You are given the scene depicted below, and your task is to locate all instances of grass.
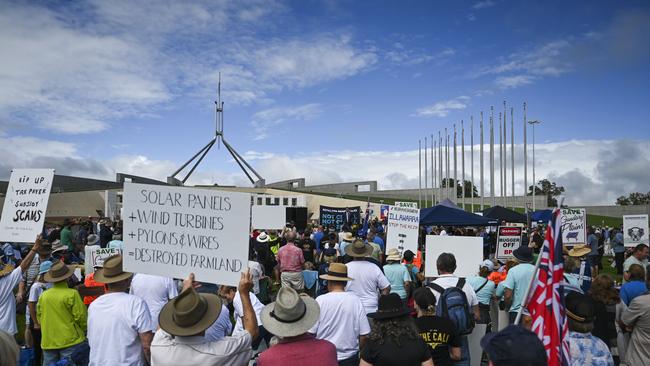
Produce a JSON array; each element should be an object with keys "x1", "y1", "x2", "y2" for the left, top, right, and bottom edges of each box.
[{"x1": 599, "y1": 255, "x2": 623, "y2": 284}]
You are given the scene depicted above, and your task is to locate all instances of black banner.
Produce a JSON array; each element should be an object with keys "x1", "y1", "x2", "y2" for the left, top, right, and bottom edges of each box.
[{"x1": 319, "y1": 206, "x2": 361, "y2": 231}]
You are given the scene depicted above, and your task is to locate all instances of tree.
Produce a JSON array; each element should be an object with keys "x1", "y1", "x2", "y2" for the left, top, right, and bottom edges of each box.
[
  {"x1": 615, "y1": 192, "x2": 650, "y2": 205},
  {"x1": 441, "y1": 178, "x2": 479, "y2": 198},
  {"x1": 528, "y1": 179, "x2": 565, "y2": 207}
]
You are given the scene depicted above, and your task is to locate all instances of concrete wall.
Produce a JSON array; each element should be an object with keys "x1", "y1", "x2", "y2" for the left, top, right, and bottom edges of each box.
[
  {"x1": 582, "y1": 205, "x2": 650, "y2": 218},
  {"x1": 0, "y1": 190, "x2": 117, "y2": 220}
]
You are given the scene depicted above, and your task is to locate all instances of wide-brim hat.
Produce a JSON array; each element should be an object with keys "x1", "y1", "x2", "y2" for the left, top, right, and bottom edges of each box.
[
  {"x1": 159, "y1": 288, "x2": 223, "y2": 337},
  {"x1": 341, "y1": 232, "x2": 354, "y2": 242},
  {"x1": 256, "y1": 232, "x2": 269, "y2": 243},
  {"x1": 566, "y1": 291, "x2": 595, "y2": 323},
  {"x1": 51, "y1": 240, "x2": 67, "y2": 254},
  {"x1": 86, "y1": 234, "x2": 99, "y2": 246},
  {"x1": 386, "y1": 248, "x2": 402, "y2": 261},
  {"x1": 0, "y1": 262, "x2": 15, "y2": 278},
  {"x1": 44, "y1": 261, "x2": 75, "y2": 283},
  {"x1": 513, "y1": 246, "x2": 534, "y2": 263},
  {"x1": 261, "y1": 287, "x2": 320, "y2": 337},
  {"x1": 345, "y1": 239, "x2": 373, "y2": 258},
  {"x1": 319, "y1": 262, "x2": 353, "y2": 281},
  {"x1": 568, "y1": 244, "x2": 591, "y2": 258},
  {"x1": 368, "y1": 293, "x2": 411, "y2": 320},
  {"x1": 94, "y1": 254, "x2": 133, "y2": 284}
]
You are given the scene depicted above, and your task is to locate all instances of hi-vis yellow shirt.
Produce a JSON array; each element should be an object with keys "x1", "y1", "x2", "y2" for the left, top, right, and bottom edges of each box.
[{"x1": 37, "y1": 281, "x2": 87, "y2": 350}]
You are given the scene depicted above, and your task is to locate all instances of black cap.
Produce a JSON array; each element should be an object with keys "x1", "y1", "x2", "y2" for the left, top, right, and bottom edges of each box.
[
  {"x1": 566, "y1": 291, "x2": 595, "y2": 323},
  {"x1": 480, "y1": 325, "x2": 547, "y2": 366}
]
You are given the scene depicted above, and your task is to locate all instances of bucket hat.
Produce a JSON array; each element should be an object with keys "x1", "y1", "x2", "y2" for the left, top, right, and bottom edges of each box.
[
  {"x1": 44, "y1": 261, "x2": 75, "y2": 283},
  {"x1": 261, "y1": 287, "x2": 320, "y2": 337},
  {"x1": 319, "y1": 263, "x2": 353, "y2": 282},
  {"x1": 93, "y1": 255, "x2": 133, "y2": 284},
  {"x1": 344, "y1": 239, "x2": 373, "y2": 258},
  {"x1": 513, "y1": 246, "x2": 534, "y2": 263}
]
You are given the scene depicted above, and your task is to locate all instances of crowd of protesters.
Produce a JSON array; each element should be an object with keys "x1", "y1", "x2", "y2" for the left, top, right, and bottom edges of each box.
[{"x1": 0, "y1": 214, "x2": 649, "y2": 366}]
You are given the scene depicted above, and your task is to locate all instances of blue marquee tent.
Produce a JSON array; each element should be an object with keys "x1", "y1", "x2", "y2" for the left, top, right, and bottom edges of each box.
[{"x1": 420, "y1": 205, "x2": 498, "y2": 227}]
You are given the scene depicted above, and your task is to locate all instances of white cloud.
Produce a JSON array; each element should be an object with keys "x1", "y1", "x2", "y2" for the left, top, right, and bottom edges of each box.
[
  {"x1": 495, "y1": 75, "x2": 535, "y2": 89},
  {"x1": 251, "y1": 104, "x2": 322, "y2": 140},
  {"x1": 385, "y1": 46, "x2": 455, "y2": 67},
  {"x1": 472, "y1": 0, "x2": 496, "y2": 10},
  {"x1": 413, "y1": 96, "x2": 470, "y2": 118}
]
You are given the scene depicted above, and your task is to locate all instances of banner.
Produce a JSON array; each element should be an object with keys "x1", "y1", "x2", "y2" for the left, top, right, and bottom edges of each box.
[
  {"x1": 252, "y1": 205, "x2": 286, "y2": 230},
  {"x1": 496, "y1": 226, "x2": 523, "y2": 261},
  {"x1": 84, "y1": 247, "x2": 122, "y2": 275},
  {"x1": 0, "y1": 169, "x2": 54, "y2": 243},
  {"x1": 425, "y1": 236, "x2": 483, "y2": 278},
  {"x1": 122, "y1": 183, "x2": 251, "y2": 286},
  {"x1": 386, "y1": 205, "x2": 420, "y2": 256},
  {"x1": 560, "y1": 208, "x2": 586, "y2": 245},
  {"x1": 623, "y1": 214, "x2": 649, "y2": 247},
  {"x1": 395, "y1": 201, "x2": 419, "y2": 209},
  {"x1": 319, "y1": 206, "x2": 361, "y2": 231}
]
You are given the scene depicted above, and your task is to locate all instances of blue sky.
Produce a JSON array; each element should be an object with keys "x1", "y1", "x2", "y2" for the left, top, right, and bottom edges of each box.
[{"x1": 1, "y1": 0, "x2": 649, "y2": 205}]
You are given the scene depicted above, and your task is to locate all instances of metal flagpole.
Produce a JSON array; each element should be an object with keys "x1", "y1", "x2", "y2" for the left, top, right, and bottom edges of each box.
[
  {"x1": 424, "y1": 136, "x2": 428, "y2": 208},
  {"x1": 503, "y1": 100, "x2": 508, "y2": 207},
  {"x1": 499, "y1": 111, "x2": 503, "y2": 202},
  {"x1": 524, "y1": 102, "x2": 528, "y2": 210},
  {"x1": 471, "y1": 116, "x2": 475, "y2": 212},
  {"x1": 453, "y1": 124, "x2": 458, "y2": 202},
  {"x1": 480, "y1": 112, "x2": 485, "y2": 210},
  {"x1": 447, "y1": 131, "x2": 451, "y2": 200},
  {"x1": 439, "y1": 132, "x2": 442, "y2": 202},
  {"x1": 431, "y1": 135, "x2": 435, "y2": 205},
  {"x1": 511, "y1": 107, "x2": 515, "y2": 210},
  {"x1": 419, "y1": 139, "x2": 422, "y2": 208},
  {"x1": 461, "y1": 120, "x2": 466, "y2": 210},
  {"x1": 490, "y1": 107, "x2": 496, "y2": 207}
]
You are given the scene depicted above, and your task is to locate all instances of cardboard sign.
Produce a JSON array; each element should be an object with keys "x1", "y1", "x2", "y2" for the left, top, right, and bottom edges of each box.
[
  {"x1": 395, "y1": 201, "x2": 419, "y2": 209},
  {"x1": 319, "y1": 206, "x2": 361, "y2": 231},
  {"x1": 122, "y1": 183, "x2": 251, "y2": 286},
  {"x1": 623, "y1": 214, "x2": 649, "y2": 247},
  {"x1": 84, "y1": 246, "x2": 121, "y2": 274},
  {"x1": 425, "y1": 236, "x2": 483, "y2": 278},
  {"x1": 252, "y1": 205, "x2": 286, "y2": 230},
  {"x1": 496, "y1": 226, "x2": 523, "y2": 261},
  {"x1": 0, "y1": 169, "x2": 54, "y2": 243},
  {"x1": 560, "y1": 208, "x2": 586, "y2": 245},
  {"x1": 386, "y1": 205, "x2": 420, "y2": 256}
]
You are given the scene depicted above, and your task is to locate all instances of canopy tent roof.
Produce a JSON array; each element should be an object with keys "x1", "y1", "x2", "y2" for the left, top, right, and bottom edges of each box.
[
  {"x1": 420, "y1": 205, "x2": 498, "y2": 227},
  {"x1": 481, "y1": 205, "x2": 527, "y2": 223},
  {"x1": 531, "y1": 209, "x2": 553, "y2": 223},
  {"x1": 438, "y1": 198, "x2": 462, "y2": 210}
]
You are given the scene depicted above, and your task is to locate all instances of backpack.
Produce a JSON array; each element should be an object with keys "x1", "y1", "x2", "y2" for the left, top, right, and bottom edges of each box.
[
  {"x1": 429, "y1": 278, "x2": 475, "y2": 335},
  {"x1": 405, "y1": 264, "x2": 421, "y2": 288}
]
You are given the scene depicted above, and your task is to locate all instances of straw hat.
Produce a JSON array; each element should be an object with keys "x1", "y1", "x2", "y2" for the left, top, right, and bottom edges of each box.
[
  {"x1": 158, "y1": 288, "x2": 223, "y2": 337},
  {"x1": 344, "y1": 239, "x2": 373, "y2": 258},
  {"x1": 44, "y1": 261, "x2": 75, "y2": 283},
  {"x1": 319, "y1": 263, "x2": 353, "y2": 282},
  {"x1": 261, "y1": 287, "x2": 320, "y2": 337},
  {"x1": 385, "y1": 248, "x2": 402, "y2": 262},
  {"x1": 0, "y1": 262, "x2": 15, "y2": 278},
  {"x1": 568, "y1": 244, "x2": 591, "y2": 258},
  {"x1": 368, "y1": 293, "x2": 410, "y2": 320},
  {"x1": 94, "y1": 255, "x2": 133, "y2": 284},
  {"x1": 341, "y1": 232, "x2": 354, "y2": 242}
]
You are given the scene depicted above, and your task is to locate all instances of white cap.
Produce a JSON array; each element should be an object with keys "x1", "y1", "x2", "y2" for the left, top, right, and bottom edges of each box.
[{"x1": 481, "y1": 259, "x2": 495, "y2": 271}]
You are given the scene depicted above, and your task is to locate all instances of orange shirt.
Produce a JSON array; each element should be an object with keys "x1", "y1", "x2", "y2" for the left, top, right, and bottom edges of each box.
[
  {"x1": 488, "y1": 270, "x2": 507, "y2": 285},
  {"x1": 83, "y1": 272, "x2": 105, "y2": 305}
]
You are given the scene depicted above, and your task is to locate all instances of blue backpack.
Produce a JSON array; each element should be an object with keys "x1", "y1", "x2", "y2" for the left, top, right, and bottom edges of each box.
[{"x1": 429, "y1": 278, "x2": 475, "y2": 335}]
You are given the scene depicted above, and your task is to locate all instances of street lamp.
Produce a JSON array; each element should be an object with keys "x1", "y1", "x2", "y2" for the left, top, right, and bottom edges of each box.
[{"x1": 528, "y1": 120, "x2": 541, "y2": 210}]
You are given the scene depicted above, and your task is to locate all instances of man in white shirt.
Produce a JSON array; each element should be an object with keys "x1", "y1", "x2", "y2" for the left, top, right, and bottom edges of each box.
[
  {"x1": 344, "y1": 239, "x2": 391, "y2": 314},
  {"x1": 624, "y1": 244, "x2": 649, "y2": 283},
  {"x1": 130, "y1": 273, "x2": 178, "y2": 328},
  {"x1": 88, "y1": 255, "x2": 155, "y2": 366},
  {"x1": 310, "y1": 262, "x2": 370, "y2": 365},
  {"x1": 218, "y1": 284, "x2": 268, "y2": 349}
]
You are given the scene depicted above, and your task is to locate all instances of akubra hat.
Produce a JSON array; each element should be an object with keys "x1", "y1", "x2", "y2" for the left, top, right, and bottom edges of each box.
[
  {"x1": 341, "y1": 232, "x2": 354, "y2": 242},
  {"x1": 345, "y1": 239, "x2": 373, "y2": 258},
  {"x1": 319, "y1": 262, "x2": 353, "y2": 282},
  {"x1": 158, "y1": 288, "x2": 223, "y2": 337},
  {"x1": 368, "y1": 293, "x2": 411, "y2": 320},
  {"x1": 94, "y1": 255, "x2": 133, "y2": 284},
  {"x1": 568, "y1": 244, "x2": 591, "y2": 258},
  {"x1": 86, "y1": 234, "x2": 99, "y2": 246},
  {"x1": 261, "y1": 287, "x2": 320, "y2": 337},
  {"x1": 44, "y1": 260, "x2": 75, "y2": 283},
  {"x1": 513, "y1": 246, "x2": 534, "y2": 263}
]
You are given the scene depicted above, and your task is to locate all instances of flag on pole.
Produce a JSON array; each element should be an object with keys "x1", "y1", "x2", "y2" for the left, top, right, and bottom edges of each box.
[{"x1": 527, "y1": 208, "x2": 570, "y2": 366}]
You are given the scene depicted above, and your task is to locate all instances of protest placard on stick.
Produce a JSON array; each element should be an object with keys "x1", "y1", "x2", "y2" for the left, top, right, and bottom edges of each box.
[
  {"x1": 560, "y1": 208, "x2": 586, "y2": 246},
  {"x1": 425, "y1": 235, "x2": 483, "y2": 278},
  {"x1": 496, "y1": 226, "x2": 523, "y2": 261},
  {"x1": 122, "y1": 182, "x2": 251, "y2": 286},
  {"x1": 386, "y1": 205, "x2": 420, "y2": 256},
  {"x1": 252, "y1": 205, "x2": 286, "y2": 230}
]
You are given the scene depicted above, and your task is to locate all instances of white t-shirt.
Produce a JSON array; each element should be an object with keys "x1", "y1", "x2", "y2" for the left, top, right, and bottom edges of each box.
[
  {"x1": 151, "y1": 330, "x2": 252, "y2": 366},
  {"x1": 428, "y1": 274, "x2": 479, "y2": 307},
  {"x1": 248, "y1": 261, "x2": 263, "y2": 295},
  {"x1": 205, "y1": 304, "x2": 233, "y2": 342},
  {"x1": 27, "y1": 282, "x2": 52, "y2": 325},
  {"x1": 309, "y1": 291, "x2": 370, "y2": 360},
  {"x1": 345, "y1": 260, "x2": 391, "y2": 314},
  {"x1": 232, "y1": 291, "x2": 265, "y2": 335},
  {"x1": 88, "y1": 292, "x2": 155, "y2": 366},
  {"x1": 0, "y1": 267, "x2": 22, "y2": 334},
  {"x1": 130, "y1": 273, "x2": 178, "y2": 328}
]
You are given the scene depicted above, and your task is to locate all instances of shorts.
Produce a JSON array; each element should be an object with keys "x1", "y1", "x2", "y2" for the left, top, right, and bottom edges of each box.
[{"x1": 280, "y1": 271, "x2": 304, "y2": 290}]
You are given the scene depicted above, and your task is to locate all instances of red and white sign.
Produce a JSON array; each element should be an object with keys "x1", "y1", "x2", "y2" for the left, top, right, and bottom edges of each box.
[{"x1": 496, "y1": 226, "x2": 523, "y2": 261}]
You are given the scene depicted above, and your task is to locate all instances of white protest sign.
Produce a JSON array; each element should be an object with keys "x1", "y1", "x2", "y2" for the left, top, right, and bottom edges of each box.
[
  {"x1": 84, "y1": 247, "x2": 122, "y2": 275},
  {"x1": 0, "y1": 169, "x2": 54, "y2": 243},
  {"x1": 623, "y1": 214, "x2": 649, "y2": 247},
  {"x1": 386, "y1": 205, "x2": 420, "y2": 256},
  {"x1": 395, "y1": 201, "x2": 418, "y2": 209},
  {"x1": 496, "y1": 226, "x2": 523, "y2": 261},
  {"x1": 425, "y1": 235, "x2": 483, "y2": 278},
  {"x1": 122, "y1": 183, "x2": 251, "y2": 286},
  {"x1": 252, "y1": 205, "x2": 286, "y2": 230},
  {"x1": 560, "y1": 208, "x2": 586, "y2": 245}
]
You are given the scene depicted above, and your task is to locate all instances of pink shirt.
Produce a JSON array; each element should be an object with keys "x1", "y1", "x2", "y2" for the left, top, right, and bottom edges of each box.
[
  {"x1": 276, "y1": 243, "x2": 304, "y2": 273},
  {"x1": 258, "y1": 334, "x2": 337, "y2": 366}
]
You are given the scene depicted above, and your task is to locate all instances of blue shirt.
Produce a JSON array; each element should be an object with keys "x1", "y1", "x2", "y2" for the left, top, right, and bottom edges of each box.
[
  {"x1": 588, "y1": 234, "x2": 599, "y2": 256},
  {"x1": 383, "y1": 263, "x2": 411, "y2": 299},
  {"x1": 502, "y1": 263, "x2": 535, "y2": 313},
  {"x1": 313, "y1": 231, "x2": 324, "y2": 250},
  {"x1": 373, "y1": 236, "x2": 385, "y2": 252},
  {"x1": 568, "y1": 331, "x2": 614, "y2": 366},
  {"x1": 467, "y1": 276, "x2": 495, "y2": 306},
  {"x1": 620, "y1": 280, "x2": 648, "y2": 306},
  {"x1": 613, "y1": 233, "x2": 625, "y2": 253}
]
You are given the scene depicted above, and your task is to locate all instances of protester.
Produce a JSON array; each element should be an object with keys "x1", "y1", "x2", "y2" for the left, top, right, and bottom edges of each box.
[
  {"x1": 383, "y1": 249, "x2": 411, "y2": 303},
  {"x1": 468, "y1": 259, "x2": 496, "y2": 327},
  {"x1": 276, "y1": 231, "x2": 305, "y2": 290},
  {"x1": 611, "y1": 228, "x2": 625, "y2": 275},
  {"x1": 567, "y1": 244, "x2": 593, "y2": 293},
  {"x1": 620, "y1": 264, "x2": 647, "y2": 306},
  {"x1": 0, "y1": 236, "x2": 42, "y2": 335},
  {"x1": 587, "y1": 226, "x2": 600, "y2": 276},
  {"x1": 309, "y1": 263, "x2": 370, "y2": 365},
  {"x1": 621, "y1": 268, "x2": 650, "y2": 365},
  {"x1": 98, "y1": 219, "x2": 113, "y2": 248},
  {"x1": 361, "y1": 293, "x2": 434, "y2": 366},
  {"x1": 300, "y1": 231, "x2": 317, "y2": 264},
  {"x1": 204, "y1": 300, "x2": 234, "y2": 342},
  {"x1": 88, "y1": 255, "x2": 154, "y2": 365},
  {"x1": 344, "y1": 239, "x2": 391, "y2": 314},
  {"x1": 151, "y1": 271, "x2": 258, "y2": 365},
  {"x1": 312, "y1": 225, "x2": 325, "y2": 251},
  {"x1": 130, "y1": 272, "x2": 178, "y2": 329},
  {"x1": 501, "y1": 246, "x2": 536, "y2": 324},
  {"x1": 27, "y1": 260, "x2": 53, "y2": 366},
  {"x1": 566, "y1": 292, "x2": 615, "y2": 366},
  {"x1": 258, "y1": 287, "x2": 337, "y2": 365},
  {"x1": 218, "y1": 284, "x2": 268, "y2": 348},
  {"x1": 480, "y1": 325, "x2": 547, "y2": 366},
  {"x1": 0, "y1": 329, "x2": 19, "y2": 366},
  {"x1": 412, "y1": 288, "x2": 461, "y2": 366},
  {"x1": 623, "y1": 244, "x2": 649, "y2": 283},
  {"x1": 38, "y1": 260, "x2": 89, "y2": 365},
  {"x1": 82, "y1": 264, "x2": 105, "y2": 306},
  {"x1": 338, "y1": 232, "x2": 354, "y2": 258},
  {"x1": 60, "y1": 218, "x2": 74, "y2": 251},
  {"x1": 366, "y1": 231, "x2": 383, "y2": 262}
]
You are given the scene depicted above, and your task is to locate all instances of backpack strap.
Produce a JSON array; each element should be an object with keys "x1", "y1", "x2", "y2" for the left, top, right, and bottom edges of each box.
[
  {"x1": 476, "y1": 278, "x2": 489, "y2": 293},
  {"x1": 428, "y1": 282, "x2": 446, "y2": 294},
  {"x1": 456, "y1": 277, "x2": 466, "y2": 289}
]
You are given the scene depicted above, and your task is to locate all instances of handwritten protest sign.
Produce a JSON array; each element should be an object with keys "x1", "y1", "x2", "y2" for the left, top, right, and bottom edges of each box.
[
  {"x1": 623, "y1": 214, "x2": 649, "y2": 247},
  {"x1": 0, "y1": 169, "x2": 54, "y2": 243},
  {"x1": 122, "y1": 183, "x2": 251, "y2": 286},
  {"x1": 319, "y1": 206, "x2": 361, "y2": 231},
  {"x1": 84, "y1": 247, "x2": 121, "y2": 275},
  {"x1": 252, "y1": 205, "x2": 286, "y2": 230},
  {"x1": 496, "y1": 226, "x2": 523, "y2": 261},
  {"x1": 560, "y1": 208, "x2": 586, "y2": 246},
  {"x1": 425, "y1": 236, "x2": 483, "y2": 278},
  {"x1": 386, "y1": 205, "x2": 420, "y2": 256}
]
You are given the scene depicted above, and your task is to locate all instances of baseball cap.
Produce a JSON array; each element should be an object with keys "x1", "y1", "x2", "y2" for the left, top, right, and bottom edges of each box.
[
  {"x1": 481, "y1": 259, "x2": 495, "y2": 271},
  {"x1": 39, "y1": 260, "x2": 53, "y2": 275},
  {"x1": 481, "y1": 325, "x2": 547, "y2": 366}
]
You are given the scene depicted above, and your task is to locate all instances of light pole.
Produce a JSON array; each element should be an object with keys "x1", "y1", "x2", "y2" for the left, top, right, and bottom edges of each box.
[{"x1": 528, "y1": 120, "x2": 541, "y2": 210}]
